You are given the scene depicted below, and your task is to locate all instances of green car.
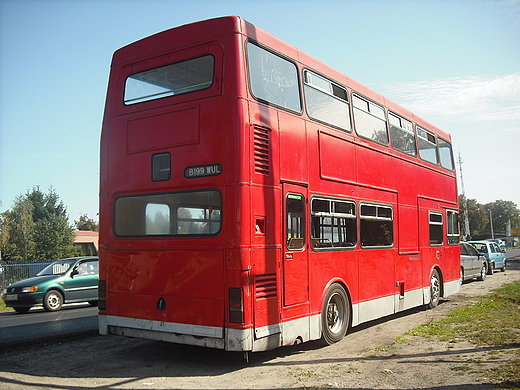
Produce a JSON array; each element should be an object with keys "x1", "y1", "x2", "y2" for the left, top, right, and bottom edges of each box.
[{"x1": 2, "y1": 257, "x2": 98, "y2": 313}]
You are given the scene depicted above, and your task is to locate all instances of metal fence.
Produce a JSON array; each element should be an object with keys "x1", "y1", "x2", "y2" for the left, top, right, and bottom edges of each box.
[{"x1": 0, "y1": 262, "x2": 52, "y2": 290}]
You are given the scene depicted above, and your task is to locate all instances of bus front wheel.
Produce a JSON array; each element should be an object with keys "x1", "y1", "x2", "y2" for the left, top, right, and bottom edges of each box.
[{"x1": 320, "y1": 284, "x2": 350, "y2": 345}]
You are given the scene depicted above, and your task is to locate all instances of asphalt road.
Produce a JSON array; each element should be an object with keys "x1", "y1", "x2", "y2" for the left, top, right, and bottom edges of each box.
[
  {"x1": 0, "y1": 304, "x2": 98, "y2": 345},
  {"x1": 507, "y1": 248, "x2": 520, "y2": 259}
]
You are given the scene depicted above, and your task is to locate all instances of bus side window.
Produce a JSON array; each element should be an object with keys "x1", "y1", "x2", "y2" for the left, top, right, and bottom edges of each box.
[
  {"x1": 429, "y1": 212, "x2": 444, "y2": 245},
  {"x1": 388, "y1": 112, "x2": 416, "y2": 157},
  {"x1": 446, "y1": 210, "x2": 459, "y2": 245},
  {"x1": 286, "y1": 194, "x2": 305, "y2": 250},
  {"x1": 303, "y1": 70, "x2": 351, "y2": 131},
  {"x1": 360, "y1": 204, "x2": 393, "y2": 247},
  {"x1": 417, "y1": 126, "x2": 438, "y2": 165},
  {"x1": 438, "y1": 137, "x2": 455, "y2": 170},
  {"x1": 247, "y1": 42, "x2": 301, "y2": 113},
  {"x1": 353, "y1": 94, "x2": 389, "y2": 146},
  {"x1": 310, "y1": 197, "x2": 356, "y2": 249}
]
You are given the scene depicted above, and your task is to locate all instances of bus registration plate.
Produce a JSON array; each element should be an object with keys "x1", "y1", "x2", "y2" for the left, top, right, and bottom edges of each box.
[{"x1": 184, "y1": 163, "x2": 222, "y2": 178}]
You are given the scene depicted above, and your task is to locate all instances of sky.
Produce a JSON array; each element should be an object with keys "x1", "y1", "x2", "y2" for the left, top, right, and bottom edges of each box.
[{"x1": 1, "y1": 0, "x2": 519, "y2": 227}]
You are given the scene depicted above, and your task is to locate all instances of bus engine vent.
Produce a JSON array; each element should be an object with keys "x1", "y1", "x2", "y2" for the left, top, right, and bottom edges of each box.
[
  {"x1": 253, "y1": 125, "x2": 270, "y2": 175},
  {"x1": 255, "y1": 273, "x2": 277, "y2": 299}
]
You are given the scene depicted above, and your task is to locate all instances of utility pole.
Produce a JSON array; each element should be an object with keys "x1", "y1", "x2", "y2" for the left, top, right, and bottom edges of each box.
[
  {"x1": 489, "y1": 209, "x2": 495, "y2": 239},
  {"x1": 458, "y1": 153, "x2": 471, "y2": 239}
]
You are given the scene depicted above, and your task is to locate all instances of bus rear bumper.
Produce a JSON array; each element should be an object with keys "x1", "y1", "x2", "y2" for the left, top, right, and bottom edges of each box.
[{"x1": 99, "y1": 314, "x2": 226, "y2": 349}]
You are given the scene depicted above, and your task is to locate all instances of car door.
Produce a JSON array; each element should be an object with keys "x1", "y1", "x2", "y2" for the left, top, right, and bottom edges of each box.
[
  {"x1": 62, "y1": 260, "x2": 99, "y2": 301},
  {"x1": 489, "y1": 243, "x2": 501, "y2": 270},
  {"x1": 466, "y1": 243, "x2": 481, "y2": 277},
  {"x1": 491, "y1": 243, "x2": 506, "y2": 269},
  {"x1": 460, "y1": 243, "x2": 470, "y2": 279}
]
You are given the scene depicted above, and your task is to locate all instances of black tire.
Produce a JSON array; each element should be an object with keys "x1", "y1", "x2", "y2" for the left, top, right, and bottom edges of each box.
[
  {"x1": 43, "y1": 290, "x2": 63, "y2": 312},
  {"x1": 320, "y1": 284, "x2": 350, "y2": 345},
  {"x1": 501, "y1": 261, "x2": 506, "y2": 272},
  {"x1": 13, "y1": 306, "x2": 31, "y2": 314},
  {"x1": 487, "y1": 262, "x2": 494, "y2": 275},
  {"x1": 477, "y1": 263, "x2": 487, "y2": 281},
  {"x1": 428, "y1": 269, "x2": 441, "y2": 309}
]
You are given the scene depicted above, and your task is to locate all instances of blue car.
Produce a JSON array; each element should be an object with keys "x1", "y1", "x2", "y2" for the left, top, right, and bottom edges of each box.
[{"x1": 469, "y1": 241, "x2": 506, "y2": 274}]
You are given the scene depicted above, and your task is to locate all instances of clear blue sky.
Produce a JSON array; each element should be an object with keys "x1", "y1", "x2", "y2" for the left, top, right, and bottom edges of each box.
[{"x1": 1, "y1": 0, "x2": 519, "y2": 226}]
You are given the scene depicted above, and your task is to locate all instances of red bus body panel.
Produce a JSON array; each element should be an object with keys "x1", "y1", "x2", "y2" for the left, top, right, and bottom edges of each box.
[{"x1": 99, "y1": 16, "x2": 460, "y2": 351}]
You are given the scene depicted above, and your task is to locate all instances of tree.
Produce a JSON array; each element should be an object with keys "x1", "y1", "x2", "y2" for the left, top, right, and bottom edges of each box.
[
  {"x1": 1, "y1": 186, "x2": 76, "y2": 262},
  {"x1": 75, "y1": 214, "x2": 99, "y2": 232},
  {"x1": 7, "y1": 197, "x2": 35, "y2": 261},
  {"x1": 485, "y1": 200, "x2": 520, "y2": 235}
]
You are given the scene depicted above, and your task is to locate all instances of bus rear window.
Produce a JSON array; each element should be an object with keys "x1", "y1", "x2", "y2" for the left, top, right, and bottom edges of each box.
[
  {"x1": 114, "y1": 189, "x2": 221, "y2": 236},
  {"x1": 124, "y1": 55, "x2": 214, "y2": 105}
]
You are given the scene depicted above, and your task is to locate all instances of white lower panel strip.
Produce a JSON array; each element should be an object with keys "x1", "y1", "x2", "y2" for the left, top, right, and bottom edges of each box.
[{"x1": 106, "y1": 315, "x2": 223, "y2": 338}]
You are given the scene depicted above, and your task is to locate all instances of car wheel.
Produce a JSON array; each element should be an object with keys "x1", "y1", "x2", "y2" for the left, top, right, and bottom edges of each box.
[
  {"x1": 487, "y1": 263, "x2": 494, "y2": 275},
  {"x1": 460, "y1": 267, "x2": 464, "y2": 284},
  {"x1": 320, "y1": 284, "x2": 350, "y2": 345},
  {"x1": 501, "y1": 261, "x2": 506, "y2": 272},
  {"x1": 43, "y1": 290, "x2": 63, "y2": 311},
  {"x1": 428, "y1": 269, "x2": 441, "y2": 309},
  {"x1": 477, "y1": 263, "x2": 487, "y2": 281},
  {"x1": 13, "y1": 306, "x2": 31, "y2": 314}
]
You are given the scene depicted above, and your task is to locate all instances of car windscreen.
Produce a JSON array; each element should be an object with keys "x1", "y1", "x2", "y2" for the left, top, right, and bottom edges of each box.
[
  {"x1": 36, "y1": 260, "x2": 75, "y2": 276},
  {"x1": 471, "y1": 243, "x2": 488, "y2": 253}
]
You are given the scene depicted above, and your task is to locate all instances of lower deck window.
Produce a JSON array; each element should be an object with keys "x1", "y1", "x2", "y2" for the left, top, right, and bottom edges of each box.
[
  {"x1": 429, "y1": 212, "x2": 444, "y2": 245},
  {"x1": 447, "y1": 210, "x2": 459, "y2": 245},
  {"x1": 311, "y1": 198, "x2": 356, "y2": 249},
  {"x1": 114, "y1": 189, "x2": 221, "y2": 237},
  {"x1": 360, "y1": 204, "x2": 393, "y2": 247}
]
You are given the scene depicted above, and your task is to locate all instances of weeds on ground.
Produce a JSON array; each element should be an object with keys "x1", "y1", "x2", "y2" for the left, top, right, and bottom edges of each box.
[
  {"x1": 409, "y1": 281, "x2": 520, "y2": 346},
  {"x1": 408, "y1": 281, "x2": 520, "y2": 387},
  {"x1": 0, "y1": 299, "x2": 12, "y2": 313}
]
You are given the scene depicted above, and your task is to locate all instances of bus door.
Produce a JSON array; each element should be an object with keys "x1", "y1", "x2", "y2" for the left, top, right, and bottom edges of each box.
[{"x1": 282, "y1": 184, "x2": 309, "y2": 306}]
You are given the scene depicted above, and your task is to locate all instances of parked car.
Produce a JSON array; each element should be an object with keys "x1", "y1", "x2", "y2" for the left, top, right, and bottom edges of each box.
[
  {"x1": 486, "y1": 238, "x2": 506, "y2": 251},
  {"x1": 1, "y1": 257, "x2": 98, "y2": 313},
  {"x1": 459, "y1": 242, "x2": 486, "y2": 282},
  {"x1": 468, "y1": 241, "x2": 506, "y2": 274}
]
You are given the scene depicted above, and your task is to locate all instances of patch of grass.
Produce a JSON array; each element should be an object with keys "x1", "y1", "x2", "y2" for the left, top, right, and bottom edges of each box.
[
  {"x1": 0, "y1": 298, "x2": 13, "y2": 313},
  {"x1": 490, "y1": 350, "x2": 520, "y2": 389},
  {"x1": 290, "y1": 368, "x2": 320, "y2": 382},
  {"x1": 395, "y1": 335, "x2": 410, "y2": 344},
  {"x1": 408, "y1": 281, "x2": 520, "y2": 346},
  {"x1": 407, "y1": 281, "x2": 520, "y2": 387}
]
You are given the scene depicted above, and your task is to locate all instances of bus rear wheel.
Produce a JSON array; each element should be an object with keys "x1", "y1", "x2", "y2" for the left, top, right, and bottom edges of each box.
[
  {"x1": 320, "y1": 284, "x2": 350, "y2": 345},
  {"x1": 428, "y1": 269, "x2": 441, "y2": 309}
]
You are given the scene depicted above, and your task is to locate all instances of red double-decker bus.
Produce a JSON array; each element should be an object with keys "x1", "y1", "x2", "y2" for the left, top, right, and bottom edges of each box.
[{"x1": 98, "y1": 16, "x2": 460, "y2": 352}]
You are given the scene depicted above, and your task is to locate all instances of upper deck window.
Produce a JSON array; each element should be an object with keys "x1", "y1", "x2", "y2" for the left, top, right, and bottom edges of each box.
[
  {"x1": 303, "y1": 70, "x2": 351, "y2": 131},
  {"x1": 438, "y1": 137, "x2": 455, "y2": 171},
  {"x1": 389, "y1": 112, "x2": 416, "y2": 156},
  {"x1": 124, "y1": 55, "x2": 214, "y2": 105},
  {"x1": 247, "y1": 42, "x2": 301, "y2": 113},
  {"x1": 353, "y1": 94, "x2": 389, "y2": 146},
  {"x1": 417, "y1": 126, "x2": 438, "y2": 165}
]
